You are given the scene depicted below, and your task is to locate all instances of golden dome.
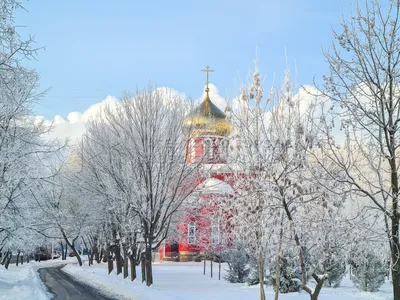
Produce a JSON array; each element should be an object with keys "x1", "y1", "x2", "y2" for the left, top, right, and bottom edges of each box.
[{"x1": 184, "y1": 91, "x2": 231, "y2": 136}]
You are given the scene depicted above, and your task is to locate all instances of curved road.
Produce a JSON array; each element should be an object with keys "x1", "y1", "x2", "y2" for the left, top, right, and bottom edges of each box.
[{"x1": 38, "y1": 265, "x2": 116, "y2": 300}]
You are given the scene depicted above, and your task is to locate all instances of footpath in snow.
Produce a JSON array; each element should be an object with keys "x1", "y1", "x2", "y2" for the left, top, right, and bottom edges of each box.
[{"x1": 62, "y1": 261, "x2": 394, "y2": 300}]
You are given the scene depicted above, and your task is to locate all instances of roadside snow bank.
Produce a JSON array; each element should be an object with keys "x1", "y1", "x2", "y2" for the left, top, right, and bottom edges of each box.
[
  {"x1": 0, "y1": 264, "x2": 49, "y2": 300},
  {"x1": 0, "y1": 258, "x2": 78, "y2": 300}
]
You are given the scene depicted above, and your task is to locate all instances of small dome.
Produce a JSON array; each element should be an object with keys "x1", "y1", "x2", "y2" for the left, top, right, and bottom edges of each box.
[{"x1": 184, "y1": 92, "x2": 231, "y2": 136}]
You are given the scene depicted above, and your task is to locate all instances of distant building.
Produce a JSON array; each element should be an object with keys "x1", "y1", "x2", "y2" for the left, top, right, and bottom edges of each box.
[{"x1": 159, "y1": 67, "x2": 235, "y2": 261}]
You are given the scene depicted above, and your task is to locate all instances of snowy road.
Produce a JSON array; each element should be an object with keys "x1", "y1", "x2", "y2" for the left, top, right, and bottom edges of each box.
[{"x1": 38, "y1": 265, "x2": 117, "y2": 300}]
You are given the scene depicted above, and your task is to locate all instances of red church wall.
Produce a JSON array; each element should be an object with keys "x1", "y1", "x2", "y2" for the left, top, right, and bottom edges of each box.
[
  {"x1": 165, "y1": 129, "x2": 236, "y2": 261},
  {"x1": 172, "y1": 193, "x2": 234, "y2": 262}
]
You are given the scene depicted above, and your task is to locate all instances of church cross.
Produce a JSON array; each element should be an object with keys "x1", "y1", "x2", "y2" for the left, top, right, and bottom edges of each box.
[{"x1": 201, "y1": 65, "x2": 214, "y2": 92}]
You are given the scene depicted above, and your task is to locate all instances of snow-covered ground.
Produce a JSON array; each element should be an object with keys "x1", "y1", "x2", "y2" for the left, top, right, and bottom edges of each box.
[
  {"x1": 0, "y1": 258, "x2": 394, "y2": 300},
  {"x1": 62, "y1": 261, "x2": 394, "y2": 300},
  {"x1": 0, "y1": 258, "x2": 75, "y2": 300}
]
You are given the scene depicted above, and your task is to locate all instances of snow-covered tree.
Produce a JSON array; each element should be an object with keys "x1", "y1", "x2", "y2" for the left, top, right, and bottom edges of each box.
[
  {"x1": 80, "y1": 87, "x2": 200, "y2": 286},
  {"x1": 226, "y1": 59, "x2": 278, "y2": 300},
  {"x1": 0, "y1": 0, "x2": 63, "y2": 255},
  {"x1": 309, "y1": 1, "x2": 400, "y2": 298},
  {"x1": 227, "y1": 59, "x2": 351, "y2": 300},
  {"x1": 222, "y1": 242, "x2": 250, "y2": 283}
]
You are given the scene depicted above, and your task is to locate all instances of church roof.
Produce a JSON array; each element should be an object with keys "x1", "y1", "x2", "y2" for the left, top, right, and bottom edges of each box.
[
  {"x1": 188, "y1": 93, "x2": 226, "y2": 119},
  {"x1": 184, "y1": 65, "x2": 232, "y2": 136}
]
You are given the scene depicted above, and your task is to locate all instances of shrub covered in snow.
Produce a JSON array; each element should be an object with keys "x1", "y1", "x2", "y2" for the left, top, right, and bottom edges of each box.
[
  {"x1": 316, "y1": 242, "x2": 347, "y2": 288},
  {"x1": 245, "y1": 256, "x2": 260, "y2": 286},
  {"x1": 351, "y1": 251, "x2": 386, "y2": 292},
  {"x1": 222, "y1": 244, "x2": 250, "y2": 283},
  {"x1": 269, "y1": 250, "x2": 302, "y2": 293}
]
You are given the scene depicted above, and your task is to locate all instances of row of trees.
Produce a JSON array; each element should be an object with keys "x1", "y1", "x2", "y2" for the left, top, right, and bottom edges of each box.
[{"x1": 2, "y1": 1, "x2": 400, "y2": 300}]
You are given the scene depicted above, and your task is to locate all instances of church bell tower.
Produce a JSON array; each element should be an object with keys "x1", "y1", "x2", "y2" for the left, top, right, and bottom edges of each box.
[{"x1": 184, "y1": 66, "x2": 231, "y2": 164}]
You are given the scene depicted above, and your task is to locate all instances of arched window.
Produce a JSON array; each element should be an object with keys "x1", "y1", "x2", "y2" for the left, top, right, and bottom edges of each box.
[
  {"x1": 204, "y1": 138, "x2": 213, "y2": 158},
  {"x1": 188, "y1": 222, "x2": 196, "y2": 244},
  {"x1": 220, "y1": 139, "x2": 229, "y2": 160},
  {"x1": 189, "y1": 138, "x2": 196, "y2": 160},
  {"x1": 211, "y1": 216, "x2": 219, "y2": 244}
]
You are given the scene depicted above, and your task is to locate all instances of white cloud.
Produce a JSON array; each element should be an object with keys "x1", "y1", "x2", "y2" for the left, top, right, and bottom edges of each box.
[
  {"x1": 42, "y1": 95, "x2": 119, "y2": 144},
  {"x1": 41, "y1": 86, "x2": 229, "y2": 145}
]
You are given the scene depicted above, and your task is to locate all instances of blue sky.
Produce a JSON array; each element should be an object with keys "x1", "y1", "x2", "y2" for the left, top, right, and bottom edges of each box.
[{"x1": 17, "y1": 0, "x2": 354, "y2": 119}]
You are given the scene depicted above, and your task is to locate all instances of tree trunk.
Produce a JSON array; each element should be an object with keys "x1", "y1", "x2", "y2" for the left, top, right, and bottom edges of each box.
[
  {"x1": 114, "y1": 244, "x2": 123, "y2": 275},
  {"x1": 310, "y1": 274, "x2": 325, "y2": 300},
  {"x1": 145, "y1": 246, "x2": 153, "y2": 286},
  {"x1": 5, "y1": 253, "x2": 12, "y2": 269},
  {"x1": 89, "y1": 249, "x2": 93, "y2": 266},
  {"x1": 106, "y1": 246, "x2": 113, "y2": 274},
  {"x1": 129, "y1": 253, "x2": 137, "y2": 281},
  {"x1": 102, "y1": 245, "x2": 108, "y2": 263},
  {"x1": 391, "y1": 214, "x2": 400, "y2": 300},
  {"x1": 16, "y1": 250, "x2": 20, "y2": 266},
  {"x1": 210, "y1": 256, "x2": 213, "y2": 278},
  {"x1": 21, "y1": 254, "x2": 23, "y2": 265},
  {"x1": 26, "y1": 253, "x2": 30, "y2": 263},
  {"x1": 60, "y1": 242, "x2": 65, "y2": 261},
  {"x1": 123, "y1": 250, "x2": 129, "y2": 279},
  {"x1": 63, "y1": 237, "x2": 82, "y2": 266},
  {"x1": 392, "y1": 258, "x2": 400, "y2": 300},
  {"x1": 82, "y1": 237, "x2": 92, "y2": 266},
  {"x1": 95, "y1": 245, "x2": 100, "y2": 264},
  {"x1": 203, "y1": 252, "x2": 206, "y2": 275},
  {"x1": 1, "y1": 250, "x2": 9, "y2": 265},
  {"x1": 99, "y1": 246, "x2": 103, "y2": 263},
  {"x1": 275, "y1": 218, "x2": 284, "y2": 300},
  {"x1": 274, "y1": 252, "x2": 281, "y2": 300},
  {"x1": 141, "y1": 252, "x2": 146, "y2": 283},
  {"x1": 258, "y1": 251, "x2": 266, "y2": 300},
  {"x1": 219, "y1": 255, "x2": 221, "y2": 280}
]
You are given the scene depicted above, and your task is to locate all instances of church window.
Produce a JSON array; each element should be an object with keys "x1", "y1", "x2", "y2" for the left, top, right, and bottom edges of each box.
[
  {"x1": 188, "y1": 222, "x2": 196, "y2": 244},
  {"x1": 211, "y1": 216, "x2": 220, "y2": 244},
  {"x1": 204, "y1": 138, "x2": 213, "y2": 158},
  {"x1": 220, "y1": 139, "x2": 229, "y2": 160}
]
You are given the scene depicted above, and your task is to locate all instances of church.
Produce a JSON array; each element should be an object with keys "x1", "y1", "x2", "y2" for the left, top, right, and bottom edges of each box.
[{"x1": 159, "y1": 66, "x2": 236, "y2": 262}]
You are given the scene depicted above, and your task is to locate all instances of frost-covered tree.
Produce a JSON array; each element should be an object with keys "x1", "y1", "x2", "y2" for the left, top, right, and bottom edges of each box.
[
  {"x1": 0, "y1": 0, "x2": 63, "y2": 253},
  {"x1": 226, "y1": 60, "x2": 343, "y2": 300},
  {"x1": 226, "y1": 60, "x2": 278, "y2": 300},
  {"x1": 229, "y1": 58, "x2": 355, "y2": 300},
  {"x1": 75, "y1": 136, "x2": 140, "y2": 276},
  {"x1": 265, "y1": 72, "x2": 333, "y2": 300},
  {"x1": 310, "y1": 1, "x2": 400, "y2": 298},
  {"x1": 80, "y1": 87, "x2": 200, "y2": 286},
  {"x1": 30, "y1": 168, "x2": 96, "y2": 267}
]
